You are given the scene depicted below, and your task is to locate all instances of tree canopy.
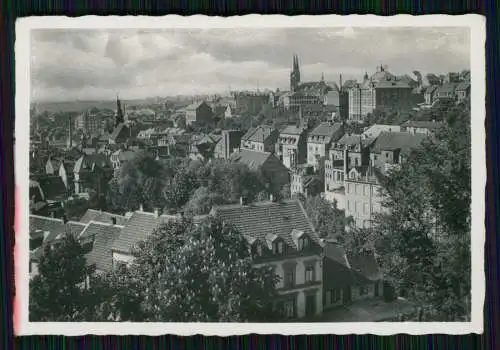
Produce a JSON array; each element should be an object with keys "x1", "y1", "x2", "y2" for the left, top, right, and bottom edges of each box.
[
  {"x1": 303, "y1": 195, "x2": 350, "y2": 240},
  {"x1": 371, "y1": 101, "x2": 471, "y2": 320}
]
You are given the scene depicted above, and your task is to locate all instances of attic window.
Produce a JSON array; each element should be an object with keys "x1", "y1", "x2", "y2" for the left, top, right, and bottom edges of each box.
[
  {"x1": 298, "y1": 236, "x2": 309, "y2": 250},
  {"x1": 273, "y1": 241, "x2": 284, "y2": 255}
]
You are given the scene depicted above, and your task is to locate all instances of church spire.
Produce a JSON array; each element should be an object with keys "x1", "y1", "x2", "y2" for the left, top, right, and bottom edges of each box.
[{"x1": 115, "y1": 94, "x2": 124, "y2": 127}]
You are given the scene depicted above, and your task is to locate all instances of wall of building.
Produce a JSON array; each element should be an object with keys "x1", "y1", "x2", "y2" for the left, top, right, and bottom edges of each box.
[
  {"x1": 307, "y1": 142, "x2": 327, "y2": 168},
  {"x1": 351, "y1": 283, "x2": 377, "y2": 301},
  {"x1": 345, "y1": 181, "x2": 383, "y2": 229},
  {"x1": 348, "y1": 87, "x2": 376, "y2": 122}
]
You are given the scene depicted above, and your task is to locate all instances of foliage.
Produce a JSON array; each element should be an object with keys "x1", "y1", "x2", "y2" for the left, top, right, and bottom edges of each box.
[
  {"x1": 29, "y1": 234, "x2": 94, "y2": 321},
  {"x1": 127, "y1": 217, "x2": 281, "y2": 322},
  {"x1": 303, "y1": 195, "x2": 349, "y2": 239},
  {"x1": 183, "y1": 186, "x2": 225, "y2": 216},
  {"x1": 372, "y1": 101, "x2": 471, "y2": 320}
]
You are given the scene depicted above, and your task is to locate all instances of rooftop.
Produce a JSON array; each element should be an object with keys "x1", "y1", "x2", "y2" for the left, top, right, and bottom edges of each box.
[
  {"x1": 80, "y1": 209, "x2": 129, "y2": 226},
  {"x1": 372, "y1": 131, "x2": 428, "y2": 152},
  {"x1": 82, "y1": 222, "x2": 123, "y2": 272},
  {"x1": 211, "y1": 199, "x2": 322, "y2": 253},
  {"x1": 230, "y1": 149, "x2": 274, "y2": 171}
]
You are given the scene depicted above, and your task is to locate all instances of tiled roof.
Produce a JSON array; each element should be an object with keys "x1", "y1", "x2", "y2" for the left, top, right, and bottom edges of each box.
[
  {"x1": 211, "y1": 199, "x2": 322, "y2": 252},
  {"x1": 230, "y1": 149, "x2": 272, "y2": 171},
  {"x1": 73, "y1": 153, "x2": 112, "y2": 173},
  {"x1": 309, "y1": 122, "x2": 342, "y2": 138},
  {"x1": 455, "y1": 82, "x2": 470, "y2": 91},
  {"x1": 436, "y1": 83, "x2": 457, "y2": 94},
  {"x1": 400, "y1": 120, "x2": 444, "y2": 130},
  {"x1": 110, "y1": 211, "x2": 179, "y2": 253},
  {"x1": 337, "y1": 134, "x2": 364, "y2": 146},
  {"x1": 109, "y1": 123, "x2": 127, "y2": 141},
  {"x1": 280, "y1": 125, "x2": 306, "y2": 136},
  {"x1": 80, "y1": 209, "x2": 129, "y2": 226},
  {"x1": 83, "y1": 222, "x2": 123, "y2": 272},
  {"x1": 372, "y1": 132, "x2": 428, "y2": 152},
  {"x1": 30, "y1": 215, "x2": 87, "y2": 244},
  {"x1": 241, "y1": 125, "x2": 277, "y2": 143},
  {"x1": 36, "y1": 175, "x2": 67, "y2": 199}
]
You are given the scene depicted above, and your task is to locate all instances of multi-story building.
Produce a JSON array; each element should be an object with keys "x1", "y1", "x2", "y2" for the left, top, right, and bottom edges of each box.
[
  {"x1": 240, "y1": 125, "x2": 279, "y2": 153},
  {"x1": 347, "y1": 67, "x2": 414, "y2": 122},
  {"x1": 344, "y1": 166, "x2": 385, "y2": 229},
  {"x1": 234, "y1": 92, "x2": 269, "y2": 115},
  {"x1": 211, "y1": 199, "x2": 324, "y2": 320},
  {"x1": 182, "y1": 101, "x2": 213, "y2": 126},
  {"x1": 455, "y1": 82, "x2": 471, "y2": 103},
  {"x1": 277, "y1": 125, "x2": 308, "y2": 169},
  {"x1": 75, "y1": 109, "x2": 103, "y2": 135},
  {"x1": 369, "y1": 131, "x2": 428, "y2": 172},
  {"x1": 73, "y1": 154, "x2": 113, "y2": 195},
  {"x1": 307, "y1": 121, "x2": 344, "y2": 170},
  {"x1": 110, "y1": 149, "x2": 138, "y2": 175},
  {"x1": 213, "y1": 130, "x2": 242, "y2": 159},
  {"x1": 435, "y1": 83, "x2": 458, "y2": 102}
]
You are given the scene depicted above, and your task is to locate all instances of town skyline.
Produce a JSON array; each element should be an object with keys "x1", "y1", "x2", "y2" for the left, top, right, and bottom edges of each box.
[{"x1": 31, "y1": 27, "x2": 470, "y2": 102}]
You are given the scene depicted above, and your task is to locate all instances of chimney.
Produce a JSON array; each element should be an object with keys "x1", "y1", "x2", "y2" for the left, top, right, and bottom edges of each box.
[
  {"x1": 111, "y1": 217, "x2": 117, "y2": 225},
  {"x1": 139, "y1": 204, "x2": 144, "y2": 212},
  {"x1": 339, "y1": 74, "x2": 343, "y2": 92},
  {"x1": 240, "y1": 196, "x2": 246, "y2": 205},
  {"x1": 62, "y1": 214, "x2": 68, "y2": 224},
  {"x1": 269, "y1": 194, "x2": 274, "y2": 202},
  {"x1": 154, "y1": 207, "x2": 161, "y2": 218}
]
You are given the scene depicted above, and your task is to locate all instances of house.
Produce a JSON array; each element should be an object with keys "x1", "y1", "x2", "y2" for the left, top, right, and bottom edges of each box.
[
  {"x1": 369, "y1": 131, "x2": 428, "y2": 172},
  {"x1": 277, "y1": 125, "x2": 308, "y2": 169},
  {"x1": 344, "y1": 166, "x2": 385, "y2": 229},
  {"x1": 240, "y1": 125, "x2": 280, "y2": 153},
  {"x1": 110, "y1": 209, "x2": 180, "y2": 265},
  {"x1": 307, "y1": 122, "x2": 344, "y2": 170},
  {"x1": 400, "y1": 120, "x2": 444, "y2": 135},
  {"x1": 435, "y1": 83, "x2": 457, "y2": 101},
  {"x1": 455, "y1": 82, "x2": 471, "y2": 103},
  {"x1": 35, "y1": 175, "x2": 69, "y2": 203},
  {"x1": 230, "y1": 149, "x2": 290, "y2": 191},
  {"x1": 29, "y1": 215, "x2": 87, "y2": 278},
  {"x1": 73, "y1": 154, "x2": 113, "y2": 195},
  {"x1": 79, "y1": 221, "x2": 124, "y2": 274},
  {"x1": 182, "y1": 101, "x2": 213, "y2": 126},
  {"x1": 110, "y1": 149, "x2": 138, "y2": 175},
  {"x1": 213, "y1": 130, "x2": 243, "y2": 159},
  {"x1": 80, "y1": 208, "x2": 129, "y2": 226},
  {"x1": 322, "y1": 239, "x2": 383, "y2": 310},
  {"x1": 290, "y1": 164, "x2": 323, "y2": 198},
  {"x1": 189, "y1": 134, "x2": 220, "y2": 161},
  {"x1": 29, "y1": 180, "x2": 48, "y2": 216},
  {"x1": 211, "y1": 199, "x2": 324, "y2": 319},
  {"x1": 423, "y1": 85, "x2": 438, "y2": 106},
  {"x1": 362, "y1": 124, "x2": 401, "y2": 139}
]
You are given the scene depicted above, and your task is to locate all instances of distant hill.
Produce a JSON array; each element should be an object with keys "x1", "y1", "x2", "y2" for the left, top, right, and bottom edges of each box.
[{"x1": 34, "y1": 98, "x2": 164, "y2": 113}]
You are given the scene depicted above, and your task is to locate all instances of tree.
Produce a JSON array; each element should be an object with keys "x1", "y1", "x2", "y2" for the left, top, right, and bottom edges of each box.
[
  {"x1": 303, "y1": 196, "x2": 349, "y2": 239},
  {"x1": 128, "y1": 217, "x2": 281, "y2": 322},
  {"x1": 183, "y1": 186, "x2": 225, "y2": 216},
  {"x1": 373, "y1": 102, "x2": 471, "y2": 320},
  {"x1": 30, "y1": 234, "x2": 93, "y2": 321}
]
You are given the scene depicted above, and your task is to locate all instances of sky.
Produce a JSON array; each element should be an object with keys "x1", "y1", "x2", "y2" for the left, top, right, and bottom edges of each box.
[{"x1": 30, "y1": 27, "x2": 470, "y2": 102}]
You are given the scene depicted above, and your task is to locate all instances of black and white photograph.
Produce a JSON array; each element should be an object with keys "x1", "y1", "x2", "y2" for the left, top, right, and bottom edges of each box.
[{"x1": 15, "y1": 15, "x2": 485, "y2": 335}]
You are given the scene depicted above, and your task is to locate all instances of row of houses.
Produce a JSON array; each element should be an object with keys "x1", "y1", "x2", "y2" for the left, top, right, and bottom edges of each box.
[{"x1": 30, "y1": 198, "x2": 386, "y2": 320}]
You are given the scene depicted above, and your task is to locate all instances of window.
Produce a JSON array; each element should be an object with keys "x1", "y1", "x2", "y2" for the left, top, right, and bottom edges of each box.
[
  {"x1": 347, "y1": 200, "x2": 350, "y2": 211},
  {"x1": 347, "y1": 183, "x2": 351, "y2": 193},
  {"x1": 363, "y1": 202, "x2": 369, "y2": 214},
  {"x1": 305, "y1": 265, "x2": 315, "y2": 282},
  {"x1": 274, "y1": 241, "x2": 284, "y2": 255},
  {"x1": 355, "y1": 158, "x2": 359, "y2": 166},
  {"x1": 284, "y1": 270, "x2": 296, "y2": 287},
  {"x1": 355, "y1": 184, "x2": 360, "y2": 194},
  {"x1": 298, "y1": 236, "x2": 309, "y2": 250},
  {"x1": 256, "y1": 244, "x2": 263, "y2": 256}
]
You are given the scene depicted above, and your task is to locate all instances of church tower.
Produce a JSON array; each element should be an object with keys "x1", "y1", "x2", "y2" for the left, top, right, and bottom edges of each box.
[
  {"x1": 290, "y1": 54, "x2": 301, "y2": 92},
  {"x1": 66, "y1": 115, "x2": 73, "y2": 150},
  {"x1": 115, "y1": 95, "x2": 124, "y2": 127}
]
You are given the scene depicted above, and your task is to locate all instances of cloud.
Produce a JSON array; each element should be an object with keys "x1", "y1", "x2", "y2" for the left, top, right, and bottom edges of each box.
[{"x1": 30, "y1": 27, "x2": 470, "y2": 102}]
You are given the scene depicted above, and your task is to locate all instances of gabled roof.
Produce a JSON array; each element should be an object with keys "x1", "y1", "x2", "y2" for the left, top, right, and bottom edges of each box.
[
  {"x1": 110, "y1": 211, "x2": 179, "y2": 254},
  {"x1": 280, "y1": 125, "x2": 306, "y2": 136},
  {"x1": 455, "y1": 81, "x2": 471, "y2": 91},
  {"x1": 73, "y1": 153, "x2": 112, "y2": 173},
  {"x1": 337, "y1": 133, "x2": 364, "y2": 146},
  {"x1": 80, "y1": 209, "x2": 129, "y2": 226},
  {"x1": 371, "y1": 131, "x2": 428, "y2": 152},
  {"x1": 211, "y1": 199, "x2": 322, "y2": 252},
  {"x1": 36, "y1": 175, "x2": 67, "y2": 199},
  {"x1": 309, "y1": 122, "x2": 343, "y2": 138},
  {"x1": 83, "y1": 222, "x2": 123, "y2": 272},
  {"x1": 241, "y1": 125, "x2": 277, "y2": 143},
  {"x1": 184, "y1": 101, "x2": 207, "y2": 111},
  {"x1": 109, "y1": 123, "x2": 128, "y2": 141},
  {"x1": 230, "y1": 149, "x2": 274, "y2": 171},
  {"x1": 436, "y1": 83, "x2": 457, "y2": 94}
]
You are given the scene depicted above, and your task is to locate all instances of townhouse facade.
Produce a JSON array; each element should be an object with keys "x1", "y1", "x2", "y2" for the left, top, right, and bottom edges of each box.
[
  {"x1": 307, "y1": 122, "x2": 344, "y2": 170},
  {"x1": 277, "y1": 125, "x2": 308, "y2": 169}
]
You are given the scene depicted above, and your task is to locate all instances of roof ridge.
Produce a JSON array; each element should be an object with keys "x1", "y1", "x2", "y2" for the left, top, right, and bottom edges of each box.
[{"x1": 30, "y1": 214, "x2": 63, "y2": 222}]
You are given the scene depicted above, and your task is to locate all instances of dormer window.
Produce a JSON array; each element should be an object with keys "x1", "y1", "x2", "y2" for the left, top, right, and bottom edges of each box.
[
  {"x1": 273, "y1": 241, "x2": 284, "y2": 255},
  {"x1": 298, "y1": 236, "x2": 310, "y2": 251}
]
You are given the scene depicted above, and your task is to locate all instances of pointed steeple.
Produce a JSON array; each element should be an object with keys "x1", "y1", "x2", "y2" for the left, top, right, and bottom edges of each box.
[
  {"x1": 321, "y1": 72, "x2": 325, "y2": 82},
  {"x1": 115, "y1": 94, "x2": 124, "y2": 127}
]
